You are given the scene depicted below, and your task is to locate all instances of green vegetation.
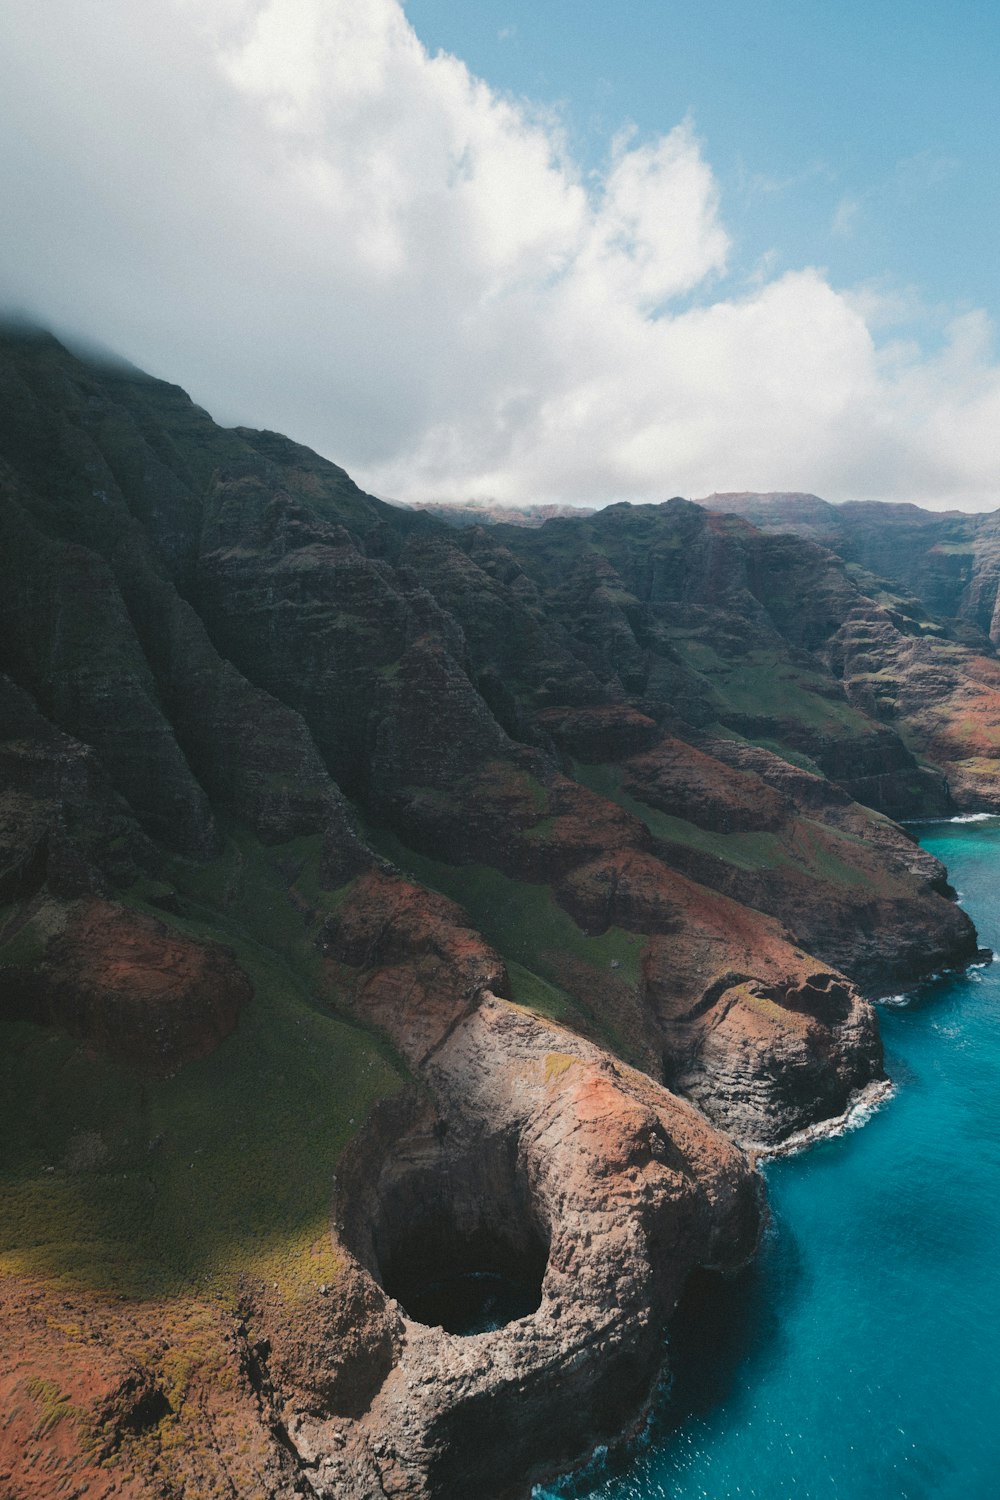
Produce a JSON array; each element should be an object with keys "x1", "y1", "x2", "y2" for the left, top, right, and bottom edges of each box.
[
  {"x1": 368, "y1": 826, "x2": 641, "y2": 1058},
  {"x1": 634, "y1": 812, "x2": 790, "y2": 872},
  {"x1": 0, "y1": 911, "x2": 51, "y2": 967},
  {"x1": 0, "y1": 827, "x2": 403, "y2": 1300},
  {"x1": 669, "y1": 638, "x2": 879, "y2": 741},
  {"x1": 747, "y1": 738, "x2": 822, "y2": 774},
  {"x1": 572, "y1": 761, "x2": 792, "y2": 873},
  {"x1": 505, "y1": 962, "x2": 580, "y2": 1024},
  {"x1": 25, "y1": 1377, "x2": 86, "y2": 1439},
  {"x1": 791, "y1": 819, "x2": 879, "y2": 891},
  {"x1": 572, "y1": 761, "x2": 893, "y2": 897}
]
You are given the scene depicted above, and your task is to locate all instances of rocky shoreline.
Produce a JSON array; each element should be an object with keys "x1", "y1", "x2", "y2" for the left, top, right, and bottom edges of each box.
[
  {"x1": 235, "y1": 852, "x2": 980, "y2": 1500},
  {"x1": 244, "y1": 926, "x2": 975, "y2": 1499},
  {"x1": 2, "y1": 876, "x2": 977, "y2": 1500}
]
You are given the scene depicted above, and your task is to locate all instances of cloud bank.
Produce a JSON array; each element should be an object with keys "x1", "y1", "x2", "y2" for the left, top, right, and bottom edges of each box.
[{"x1": 1, "y1": 0, "x2": 999, "y2": 508}]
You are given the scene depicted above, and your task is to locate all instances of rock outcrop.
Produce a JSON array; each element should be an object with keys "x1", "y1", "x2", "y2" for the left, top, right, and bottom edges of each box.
[
  {"x1": 699, "y1": 492, "x2": 1000, "y2": 807},
  {"x1": 313, "y1": 998, "x2": 762, "y2": 1498},
  {"x1": 1, "y1": 896, "x2": 250, "y2": 1070}
]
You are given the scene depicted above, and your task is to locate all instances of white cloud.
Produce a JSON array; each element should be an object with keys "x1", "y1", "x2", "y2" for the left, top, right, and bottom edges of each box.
[{"x1": 0, "y1": 0, "x2": 998, "y2": 510}]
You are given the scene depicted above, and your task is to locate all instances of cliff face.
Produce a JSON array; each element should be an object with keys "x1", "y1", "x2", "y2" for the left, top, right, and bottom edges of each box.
[
  {"x1": 699, "y1": 491, "x2": 1000, "y2": 644},
  {"x1": 699, "y1": 492, "x2": 1000, "y2": 807},
  {"x1": 0, "y1": 329, "x2": 985, "y2": 1500}
]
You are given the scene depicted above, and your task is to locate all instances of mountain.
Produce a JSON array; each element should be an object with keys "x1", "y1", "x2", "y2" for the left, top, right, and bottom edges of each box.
[
  {"x1": 0, "y1": 329, "x2": 990, "y2": 1499},
  {"x1": 697, "y1": 492, "x2": 1000, "y2": 806}
]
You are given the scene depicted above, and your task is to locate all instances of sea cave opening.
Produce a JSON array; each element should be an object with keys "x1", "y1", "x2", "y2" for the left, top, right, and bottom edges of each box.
[
  {"x1": 363, "y1": 1132, "x2": 550, "y2": 1336},
  {"x1": 382, "y1": 1224, "x2": 548, "y2": 1336}
]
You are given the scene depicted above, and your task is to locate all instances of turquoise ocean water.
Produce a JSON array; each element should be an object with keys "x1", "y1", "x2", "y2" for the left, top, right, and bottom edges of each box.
[{"x1": 539, "y1": 818, "x2": 1000, "y2": 1500}]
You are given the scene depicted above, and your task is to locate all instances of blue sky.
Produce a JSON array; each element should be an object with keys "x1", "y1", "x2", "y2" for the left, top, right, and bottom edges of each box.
[
  {"x1": 1, "y1": 1, "x2": 999, "y2": 508},
  {"x1": 406, "y1": 0, "x2": 1000, "y2": 337}
]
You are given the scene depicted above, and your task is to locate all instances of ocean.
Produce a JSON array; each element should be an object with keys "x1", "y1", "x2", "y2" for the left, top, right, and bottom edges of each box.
[{"x1": 538, "y1": 817, "x2": 1000, "y2": 1500}]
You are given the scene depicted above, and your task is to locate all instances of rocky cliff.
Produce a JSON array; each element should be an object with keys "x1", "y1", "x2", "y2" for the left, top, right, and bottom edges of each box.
[
  {"x1": 0, "y1": 329, "x2": 987, "y2": 1500},
  {"x1": 698, "y1": 492, "x2": 1000, "y2": 806}
]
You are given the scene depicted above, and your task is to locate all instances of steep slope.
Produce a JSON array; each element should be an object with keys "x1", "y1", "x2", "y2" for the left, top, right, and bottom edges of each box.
[
  {"x1": 699, "y1": 492, "x2": 1000, "y2": 805},
  {"x1": 699, "y1": 491, "x2": 1000, "y2": 644},
  {"x1": 0, "y1": 329, "x2": 982, "y2": 1500}
]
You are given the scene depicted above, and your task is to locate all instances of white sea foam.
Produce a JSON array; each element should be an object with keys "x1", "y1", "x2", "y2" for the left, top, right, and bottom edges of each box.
[
  {"x1": 901, "y1": 812, "x2": 1000, "y2": 825},
  {"x1": 531, "y1": 1441, "x2": 616, "y2": 1497},
  {"x1": 875, "y1": 948, "x2": 993, "y2": 1009},
  {"x1": 754, "y1": 1078, "x2": 896, "y2": 1161}
]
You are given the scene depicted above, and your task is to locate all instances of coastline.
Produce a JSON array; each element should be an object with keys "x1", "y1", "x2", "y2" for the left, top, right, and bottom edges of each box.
[
  {"x1": 535, "y1": 828, "x2": 993, "y2": 1500},
  {"x1": 901, "y1": 812, "x2": 1000, "y2": 825},
  {"x1": 752, "y1": 1077, "x2": 896, "y2": 1162}
]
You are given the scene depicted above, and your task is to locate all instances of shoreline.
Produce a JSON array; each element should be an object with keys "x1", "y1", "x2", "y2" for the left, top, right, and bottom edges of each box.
[
  {"x1": 534, "y1": 840, "x2": 992, "y2": 1499},
  {"x1": 901, "y1": 812, "x2": 1000, "y2": 825},
  {"x1": 752, "y1": 1076, "x2": 897, "y2": 1162}
]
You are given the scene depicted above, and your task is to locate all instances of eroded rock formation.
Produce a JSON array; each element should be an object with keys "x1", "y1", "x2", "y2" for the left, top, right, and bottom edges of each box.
[{"x1": 322, "y1": 1000, "x2": 761, "y2": 1497}]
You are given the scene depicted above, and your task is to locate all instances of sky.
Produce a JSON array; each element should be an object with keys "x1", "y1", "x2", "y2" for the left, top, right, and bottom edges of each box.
[{"x1": 1, "y1": 0, "x2": 999, "y2": 509}]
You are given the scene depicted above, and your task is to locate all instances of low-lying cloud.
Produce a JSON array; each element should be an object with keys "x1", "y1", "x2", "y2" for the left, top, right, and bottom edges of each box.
[{"x1": 1, "y1": 0, "x2": 998, "y2": 509}]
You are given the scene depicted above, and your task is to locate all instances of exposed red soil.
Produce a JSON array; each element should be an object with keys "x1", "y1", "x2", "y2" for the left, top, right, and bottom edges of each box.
[
  {"x1": 2, "y1": 899, "x2": 249, "y2": 1071},
  {"x1": 0, "y1": 1278, "x2": 286, "y2": 1500},
  {"x1": 622, "y1": 737, "x2": 788, "y2": 830},
  {"x1": 321, "y1": 871, "x2": 507, "y2": 1065}
]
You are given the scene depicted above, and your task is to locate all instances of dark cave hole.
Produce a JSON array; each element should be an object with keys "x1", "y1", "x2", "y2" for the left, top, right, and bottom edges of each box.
[
  {"x1": 402, "y1": 1268, "x2": 541, "y2": 1336},
  {"x1": 380, "y1": 1222, "x2": 548, "y2": 1336}
]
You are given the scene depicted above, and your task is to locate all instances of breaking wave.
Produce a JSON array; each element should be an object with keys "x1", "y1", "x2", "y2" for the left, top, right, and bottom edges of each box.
[{"x1": 754, "y1": 1077, "x2": 896, "y2": 1160}]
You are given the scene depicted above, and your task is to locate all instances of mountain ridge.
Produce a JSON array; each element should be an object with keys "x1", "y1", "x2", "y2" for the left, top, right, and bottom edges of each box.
[{"x1": 0, "y1": 328, "x2": 993, "y2": 1499}]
